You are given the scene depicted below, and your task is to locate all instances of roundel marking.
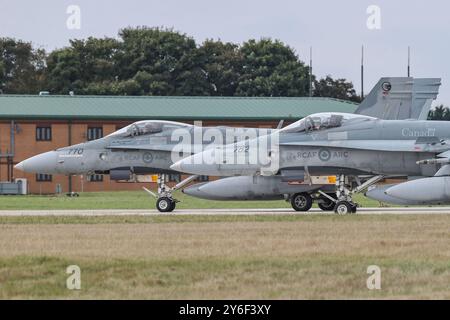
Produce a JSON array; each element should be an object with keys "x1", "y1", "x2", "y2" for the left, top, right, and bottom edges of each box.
[
  {"x1": 143, "y1": 152, "x2": 154, "y2": 163},
  {"x1": 318, "y1": 148, "x2": 331, "y2": 162},
  {"x1": 381, "y1": 81, "x2": 392, "y2": 92}
]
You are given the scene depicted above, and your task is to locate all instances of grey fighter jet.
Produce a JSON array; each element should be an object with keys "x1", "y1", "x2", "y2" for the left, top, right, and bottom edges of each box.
[
  {"x1": 14, "y1": 77, "x2": 441, "y2": 213},
  {"x1": 173, "y1": 77, "x2": 443, "y2": 213},
  {"x1": 14, "y1": 120, "x2": 274, "y2": 212},
  {"x1": 172, "y1": 109, "x2": 450, "y2": 214}
]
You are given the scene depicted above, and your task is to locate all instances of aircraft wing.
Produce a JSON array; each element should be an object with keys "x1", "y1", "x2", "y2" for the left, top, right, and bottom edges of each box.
[
  {"x1": 280, "y1": 139, "x2": 450, "y2": 152},
  {"x1": 437, "y1": 150, "x2": 450, "y2": 158},
  {"x1": 355, "y1": 77, "x2": 441, "y2": 120}
]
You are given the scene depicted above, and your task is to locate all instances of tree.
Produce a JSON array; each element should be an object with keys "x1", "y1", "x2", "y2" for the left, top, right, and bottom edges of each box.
[
  {"x1": 313, "y1": 75, "x2": 361, "y2": 102},
  {"x1": 45, "y1": 37, "x2": 120, "y2": 94},
  {"x1": 2, "y1": 28, "x2": 385, "y2": 101},
  {"x1": 193, "y1": 40, "x2": 243, "y2": 96},
  {"x1": 428, "y1": 105, "x2": 450, "y2": 120},
  {"x1": 116, "y1": 27, "x2": 200, "y2": 95},
  {"x1": 236, "y1": 38, "x2": 310, "y2": 97},
  {"x1": 0, "y1": 38, "x2": 46, "y2": 94}
]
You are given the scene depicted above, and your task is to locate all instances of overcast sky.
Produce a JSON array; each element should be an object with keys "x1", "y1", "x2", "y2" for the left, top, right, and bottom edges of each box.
[{"x1": 1, "y1": 0, "x2": 449, "y2": 105}]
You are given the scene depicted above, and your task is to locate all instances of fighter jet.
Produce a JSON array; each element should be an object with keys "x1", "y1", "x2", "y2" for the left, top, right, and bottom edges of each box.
[
  {"x1": 172, "y1": 77, "x2": 443, "y2": 213},
  {"x1": 15, "y1": 77, "x2": 441, "y2": 213},
  {"x1": 171, "y1": 83, "x2": 449, "y2": 214},
  {"x1": 14, "y1": 121, "x2": 275, "y2": 212}
]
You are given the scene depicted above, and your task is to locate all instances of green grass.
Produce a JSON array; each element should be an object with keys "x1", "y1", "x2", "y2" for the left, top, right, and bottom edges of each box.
[
  {"x1": 0, "y1": 214, "x2": 448, "y2": 299},
  {"x1": 1, "y1": 255, "x2": 448, "y2": 299},
  {"x1": 0, "y1": 212, "x2": 402, "y2": 225},
  {"x1": 0, "y1": 191, "x2": 381, "y2": 210}
]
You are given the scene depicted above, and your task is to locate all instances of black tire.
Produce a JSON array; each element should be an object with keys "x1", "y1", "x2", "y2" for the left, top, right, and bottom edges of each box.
[
  {"x1": 334, "y1": 201, "x2": 353, "y2": 215},
  {"x1": 318, "y1": 193, "x2": 336, "y2": 211},
  {"x1": 291, "y1": 193, "x2": 313, "y2": 212},
  {"x1": 169, "y1": 201, "x2": 176, "y2": 212},
  {"x1": 156, "y1": 197, "x2": 175, "y2": 213}
]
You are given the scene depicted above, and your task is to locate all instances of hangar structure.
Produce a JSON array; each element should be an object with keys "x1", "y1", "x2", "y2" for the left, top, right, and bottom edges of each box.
[{"x1": 0, "y1": 95, "x2": 357, "y2": 194}]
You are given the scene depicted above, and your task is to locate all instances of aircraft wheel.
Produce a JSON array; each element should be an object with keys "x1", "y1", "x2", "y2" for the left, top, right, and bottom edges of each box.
[
  {"x1": 334, "y1": 201, "x2": 354, "y2": 215},
  {"x1": 169, "y1": 201, "x2": 176, "y2": 212},
  {"x1": 156, "y1": 197, "x2": 175, "y2": 213},
  {"x1": 291, "y1": 193, "x2": 313, "y2": 212},
  {"x1": 318, "y1": 193, "x2": 336, "y2": 211}
]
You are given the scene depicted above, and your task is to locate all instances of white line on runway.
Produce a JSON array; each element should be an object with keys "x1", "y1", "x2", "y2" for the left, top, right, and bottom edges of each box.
[{"x1": 0, "y1": 207, "x2": 449, "y2": 216}]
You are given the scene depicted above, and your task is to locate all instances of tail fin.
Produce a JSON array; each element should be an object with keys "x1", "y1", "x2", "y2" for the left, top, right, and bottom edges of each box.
[{"x1": 354, "y1": 77, "x2": 441, "y2": 120}]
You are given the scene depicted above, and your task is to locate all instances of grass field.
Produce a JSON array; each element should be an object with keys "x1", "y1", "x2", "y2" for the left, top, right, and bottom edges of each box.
[
  {"x1": 0, "y1": 214, "x2": 449, "y2": 299},
  {"x1": 0, "y1": 191, "x2": 382, "y2": 210}
]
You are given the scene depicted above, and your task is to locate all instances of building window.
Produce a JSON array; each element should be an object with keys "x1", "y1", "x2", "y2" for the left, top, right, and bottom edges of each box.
[
  {"x1": 169, "y1": 174, "x2": 181, "y2": 182},
  {"x1": 36, "y1": 126, "x2": 52, "y2": 141},
  {"x1": 88, "y1": 174, "x2": 104, "y2": 182},
  {"x1": 196, "y1": 175, "x2": 209, "y2": 182},
  {"x1": 36, "y1": 174, "x2": 52, "y2": 182},
  {"x1": 87, "y1": 127, "x2": 103, "y2": 141}
]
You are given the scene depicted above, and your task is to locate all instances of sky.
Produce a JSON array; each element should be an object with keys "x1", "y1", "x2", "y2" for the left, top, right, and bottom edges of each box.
[{"x1": 1, "y1": 0, "x2": 449, "y2": 105}]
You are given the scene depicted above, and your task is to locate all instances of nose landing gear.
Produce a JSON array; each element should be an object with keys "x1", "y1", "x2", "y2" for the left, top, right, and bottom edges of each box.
[
  {"x1": 334, "y1": 200, "x2": 357, "y2": 214},
  {"x1": 156, "y1": 196, "x2": 177, "y2": 212},
  {"x1": 143, "y1": 174, "x2": 198, "y2": 213},
  {"x1": 332, "y1": 174, "x2": 384, "y2": 214}
]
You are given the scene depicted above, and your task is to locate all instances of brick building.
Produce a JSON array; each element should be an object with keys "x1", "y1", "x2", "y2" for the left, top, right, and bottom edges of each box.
[{"x1": 0, "y1": 95, "x2": 357, "y2": 194}]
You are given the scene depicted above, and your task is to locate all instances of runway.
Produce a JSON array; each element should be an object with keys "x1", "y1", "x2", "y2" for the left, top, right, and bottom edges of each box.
[{"x1": 0, "y1": 207, "x2": 449, "y2": 216}]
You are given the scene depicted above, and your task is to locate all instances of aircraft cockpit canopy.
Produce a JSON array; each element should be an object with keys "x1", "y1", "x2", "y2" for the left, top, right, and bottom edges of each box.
[
  {"x1": 280, "y1": 113, "x2": 375, "y2": 133},
  {"x1": 107, "y1": 120, "x2": 192, "y2": 138}
]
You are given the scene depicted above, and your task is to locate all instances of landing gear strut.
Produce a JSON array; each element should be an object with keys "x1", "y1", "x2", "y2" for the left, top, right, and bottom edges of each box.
[
  {"x1": 317, "y1": 193, "x2": 336, "y2": 211},
  {"x1": 334, "y1": 175, "x2": 357, "y2": 214},
  {"x1": 332, "y1": 174, "x2": 384, "y2": 214},
  {"x1": 143, "y1": 174, "x2": 198, "y2": 213}
]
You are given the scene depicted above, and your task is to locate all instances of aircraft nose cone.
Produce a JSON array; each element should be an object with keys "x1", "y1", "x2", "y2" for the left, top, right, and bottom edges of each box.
[
  {"x1": 170, "y1": 161, "x2": 183, "y2": 172},
  {"x1": 170, "y1": 150, "x2": 220, "y2": 175},
  {"x1": 14, "y1": 161, "x2": 25, "y2": 172},
  {"x1": 15, "y1": 151, "x2": 59, "y2": 174}
]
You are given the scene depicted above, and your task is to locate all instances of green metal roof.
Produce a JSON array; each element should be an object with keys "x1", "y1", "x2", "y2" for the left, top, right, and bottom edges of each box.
[{"x1": 0, "y1": 95, "x2": 357, "y2": 121}]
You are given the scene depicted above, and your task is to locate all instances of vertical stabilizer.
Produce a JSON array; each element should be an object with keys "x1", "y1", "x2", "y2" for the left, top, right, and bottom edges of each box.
[{"x1": 354, "y1": 77, "x2": 441, "y2": 120}]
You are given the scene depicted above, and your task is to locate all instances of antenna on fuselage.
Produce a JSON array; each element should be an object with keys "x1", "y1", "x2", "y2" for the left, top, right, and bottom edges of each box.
[
  {"x1": 361, "y1": 45, "x2": 365, "y2": 99},
  {"x1": 309, "y1": 46, "x2": 313, "y2": 97},
  {"x1": 407, "y1": 46, "x2": 411, "y2": 77}
]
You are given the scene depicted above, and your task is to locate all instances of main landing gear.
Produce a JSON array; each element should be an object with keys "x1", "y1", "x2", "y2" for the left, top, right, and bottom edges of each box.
[
  {"x1": 143, "y1": 174, "x2": 198, "y2": 213},
  {"x1": 291, "y1": 193, "x2": 313, "y2": 211},
  {"x1": 289, "y1": 192, "x2": 336, "y2": 212},
  {"x1": 289, "y1": 175, "x2": 385, "y2": 215}
]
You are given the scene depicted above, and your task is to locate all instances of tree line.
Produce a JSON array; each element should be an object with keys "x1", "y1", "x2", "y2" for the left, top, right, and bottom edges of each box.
[
  {"x1": 0, "y1": 27, "x2": 360, "y2": 101},
  {"x1": 428, "y1": 105, "x2": 450, "y2": 121}
]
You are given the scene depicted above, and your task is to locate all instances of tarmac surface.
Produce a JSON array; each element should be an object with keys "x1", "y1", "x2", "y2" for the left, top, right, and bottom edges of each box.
[{"x1": 0, "y1": 207, "x2": 449, "y2": 216}]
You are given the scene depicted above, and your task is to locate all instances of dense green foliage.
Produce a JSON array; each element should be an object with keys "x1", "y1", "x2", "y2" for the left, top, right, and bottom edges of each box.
[
  {"x1": 1, "y1": 27, "x2": 359, "y2": 100},
  {"x1": 428, "y1": 104, "x2": 450, "y2": 120}
]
